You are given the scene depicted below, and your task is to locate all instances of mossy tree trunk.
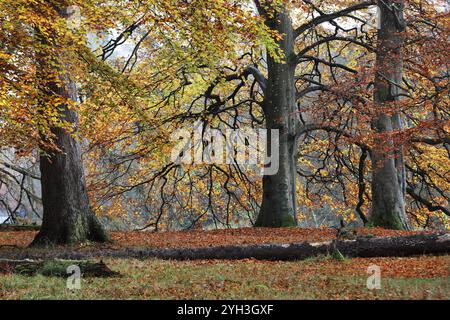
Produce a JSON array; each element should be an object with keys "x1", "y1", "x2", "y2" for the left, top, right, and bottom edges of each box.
[
  {"x1": 255, "y1": 8, "x2": 298, "y2": 227},
  {"x1": 369, "y1": 0, "x2": 410, "y2": 230},
  {"x1": 31, "y1": 4, "x2": 108, "y2": 246}
]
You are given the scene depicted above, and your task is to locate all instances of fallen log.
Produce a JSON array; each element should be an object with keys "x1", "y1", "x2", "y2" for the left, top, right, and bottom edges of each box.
[
  {"x1": 122, "y1": 233, "x2": 450, "y2": 261},
  {"x1": 0, "y1": 233, "x2": 448, "y2": 261}
]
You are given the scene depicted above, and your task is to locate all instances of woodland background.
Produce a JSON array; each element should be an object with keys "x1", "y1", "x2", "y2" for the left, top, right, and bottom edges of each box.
[{"x1": 0, "y1": 0, "x2": 448, "y2": 234}]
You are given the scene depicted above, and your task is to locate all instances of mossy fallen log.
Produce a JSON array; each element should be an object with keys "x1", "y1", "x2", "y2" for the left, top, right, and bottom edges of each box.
[
  {"x1": 0, "y1": 233, "x2": 448, "y2": 262},
  {"x1": 119, "y1": 233, "x2": 450, "y2": 261},
  {"x1": 0, "y1": 259, "x2": 120, "y2": 277}
]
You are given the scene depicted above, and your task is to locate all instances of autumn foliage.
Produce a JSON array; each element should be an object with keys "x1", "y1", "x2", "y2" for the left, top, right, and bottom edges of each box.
[{"x1": 0, "y1": 0, "x2": 448, "y2": 232}]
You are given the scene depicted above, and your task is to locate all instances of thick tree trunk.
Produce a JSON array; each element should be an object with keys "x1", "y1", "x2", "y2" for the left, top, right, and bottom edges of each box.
[
  {"x1": 369, "y1": 0, "x2": 410, "y2": 230},
  {"x1": 31, "y1": 6, "x2": 108, "y2": 246},
  {"x1": 33, "y1": 103, "x2": 109, "y2": 245},
  {"x1": 255, "y1": 9, "x2": 298, "y2": 227},
  {"x1": 3, "y1": 234, "x2": 449, "y2": 262}
]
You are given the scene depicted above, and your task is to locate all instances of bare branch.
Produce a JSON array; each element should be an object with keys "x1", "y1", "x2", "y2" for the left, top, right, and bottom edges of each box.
[{"x1": 294, "y1": 1, "x2": 376, "y2": 39}]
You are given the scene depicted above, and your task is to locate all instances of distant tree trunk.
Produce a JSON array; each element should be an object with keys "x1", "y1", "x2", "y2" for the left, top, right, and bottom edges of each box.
[
  {"x1": 369, "y1": 0, "x2": 410, "y2": 230},
  {"x1": 31, "y1": 5, "x2": 108, "y2": 246},
  {"x1": 255, "y1": 8, "x2": 298, "y2": 227}
]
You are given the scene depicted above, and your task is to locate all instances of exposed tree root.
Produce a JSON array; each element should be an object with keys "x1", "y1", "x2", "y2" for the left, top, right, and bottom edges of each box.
[{"x1": 0, "y1": 259, "x2": 120, "y2": 277}]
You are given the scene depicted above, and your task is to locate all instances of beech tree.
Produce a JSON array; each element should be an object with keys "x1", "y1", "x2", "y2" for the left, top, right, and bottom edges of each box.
[
  {"x1": 32, "y1": 21, "x2": 92, "y2": 242},
  {"x1": 369, "y1": 0, "x2": 410, "y2": 229},
  {"x1": 293, "y1": 0, "x2": 449, "y2": 229},
  {"x1": 0, "y1": 0, "x2": 128, "y2": 244},
  {"x1": 31, "y1": 3, "x2": 108, "y2": 245},
  {"x1": 241, "y1": 1, "x2": 376, "y2": 227}
]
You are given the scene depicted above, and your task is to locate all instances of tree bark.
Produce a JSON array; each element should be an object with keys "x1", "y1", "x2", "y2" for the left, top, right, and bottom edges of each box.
[
  {"x1": 255, "y1": 8, "x2": 298, "y2": 227},
  {"x1": 31, "y1": 5, "x2": 108, "y2": 246},
  {"x1": 369, "y1": 0, "x2": 410, "y2": 230}
]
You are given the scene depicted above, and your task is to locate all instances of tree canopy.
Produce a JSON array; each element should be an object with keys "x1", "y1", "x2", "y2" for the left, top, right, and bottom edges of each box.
[{"x1": 0, "y1": 0, "x2": 448, "y2": 236}]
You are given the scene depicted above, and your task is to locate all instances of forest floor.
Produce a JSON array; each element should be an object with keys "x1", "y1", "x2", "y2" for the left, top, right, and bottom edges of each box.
[{"x1": 0, "y1": 227, "x2": 448, "y2": 299}]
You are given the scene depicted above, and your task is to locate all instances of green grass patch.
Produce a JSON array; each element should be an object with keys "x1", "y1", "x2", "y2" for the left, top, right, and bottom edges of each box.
[{"x1": 1, "y1": 257, "x2": 448, "y2": 300}]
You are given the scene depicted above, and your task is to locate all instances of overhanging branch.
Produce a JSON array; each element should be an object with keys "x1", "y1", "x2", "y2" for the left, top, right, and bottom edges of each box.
[
  {"x1": 407, "y1": 187, "x2": 450, "y2": 217},
  {"x1": 294, "y1": 1, "x2": 376, "y2": 39}
]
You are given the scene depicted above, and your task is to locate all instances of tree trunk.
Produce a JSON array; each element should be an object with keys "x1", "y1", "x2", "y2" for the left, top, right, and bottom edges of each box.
[
  {"x1": 31, "y1": 5, "x2": 108, "y2": 246},
  {"x1": 255, "y1": 9, "x2": 298, "y2": 227},
  {"x1": 369, "y1": 0, "x2": 410, "y2": 230},
  {"x1": 392, "y1": 113, "x2": 406, "y2": 196}
]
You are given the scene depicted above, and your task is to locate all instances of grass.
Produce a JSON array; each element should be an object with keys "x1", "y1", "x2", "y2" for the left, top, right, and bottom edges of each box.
[{"x1": 1, "y1": 256, "x2": 448, "y2": 300}]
